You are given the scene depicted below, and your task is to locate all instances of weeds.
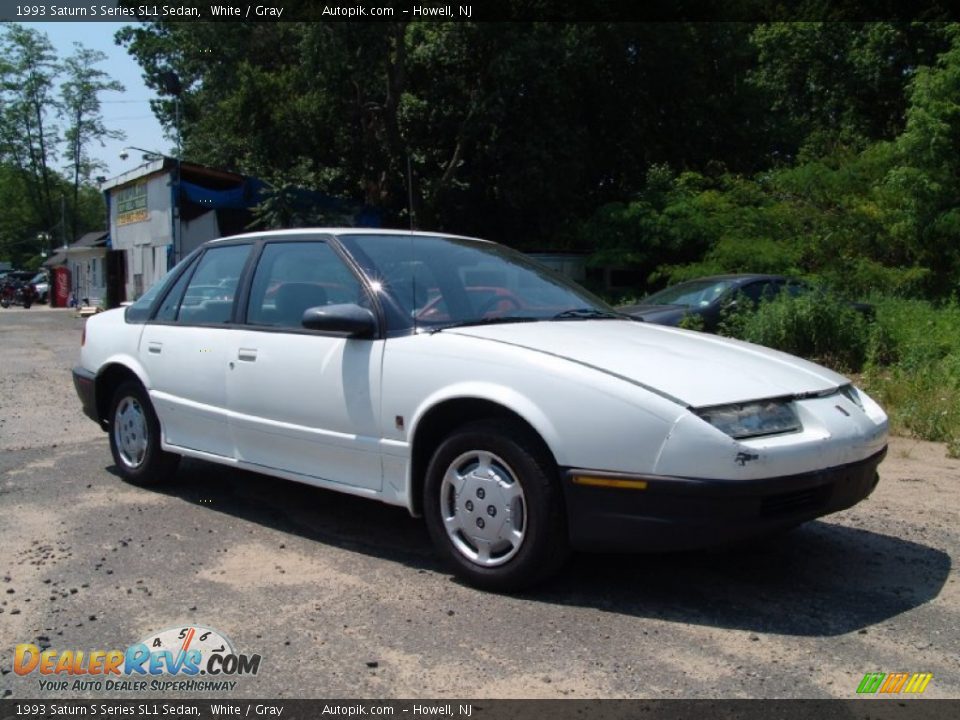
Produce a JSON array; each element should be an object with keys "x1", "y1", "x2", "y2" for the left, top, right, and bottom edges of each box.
[
  {"x1": 718, "y1": 292, "x2": 870, "y2": 373},
  {"x1": 717, "y1": 293, "x2": 960, "y2": 452}
]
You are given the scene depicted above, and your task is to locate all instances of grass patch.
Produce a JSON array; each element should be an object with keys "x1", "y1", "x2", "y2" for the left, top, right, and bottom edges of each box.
[
  {"x1": 860, "y1": 298, "x2": 960, "y2": 449},
  {"x1": 718, "y1": 293, "x2": 960, "y2": 452},
  {"x1": 718, "y1": 292, "x2": 870, "y2": 373}
]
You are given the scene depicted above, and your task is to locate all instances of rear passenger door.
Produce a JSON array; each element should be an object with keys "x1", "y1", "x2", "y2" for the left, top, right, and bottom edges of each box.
[
  {"x1": 141, "y1": 243, "x2": 251, "y2": 459},
  {"x1": 226, "y1": 240, "x2": 385, "y2": 491}
]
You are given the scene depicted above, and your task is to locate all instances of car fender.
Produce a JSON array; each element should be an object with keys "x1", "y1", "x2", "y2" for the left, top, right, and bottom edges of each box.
[
  {"x1": 408, "y1": 380, "x2": 564, "y2": 461},
  {"x1": 96, "y1": 352, "x2": 152, "y2": 392}
]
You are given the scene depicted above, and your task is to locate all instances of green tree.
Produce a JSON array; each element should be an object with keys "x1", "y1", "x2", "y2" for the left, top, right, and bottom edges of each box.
[
  {"x1": 750, "y1": 23, "x2": 950, "y2": 158},
  {"x1": 878, "y1": 23, "x2": 960, "y2": 295},
  {"x1": 116, "y1": 21, "x2": 768, "y2": 245},
  {"x1": 61, "y1": 43, "x2": 125, "y2": 242},
  {"x1": 0, "y1": 24, "x2": 61, "y2": 231}
]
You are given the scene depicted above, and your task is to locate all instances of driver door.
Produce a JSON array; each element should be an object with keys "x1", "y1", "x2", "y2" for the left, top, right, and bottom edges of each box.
[{"x1": 226, "y1": 240, "x2": 384, "y2": 490}]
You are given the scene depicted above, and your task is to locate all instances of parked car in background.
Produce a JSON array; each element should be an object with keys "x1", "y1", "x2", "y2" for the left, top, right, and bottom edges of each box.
[
  {"x1": 73, "y1": 231, "x2": 888, "y2": 591},
  {"x1": 619, "y1": 274, "x2": 874, "y2": 332},
  {"x1": 31, "y1": 271, "x2": 50, "y2": 304},
  {"x1": 0, "y1": 270, "x2": 39, "y2": 309}
]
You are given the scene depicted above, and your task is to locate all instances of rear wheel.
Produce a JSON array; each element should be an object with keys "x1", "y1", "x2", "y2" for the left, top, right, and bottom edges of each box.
[
  {"x1": 424, "y1": 420, "x2": 568, "y2": 591},
  {"x1": 108, "y1": 380, "x2": 179, "y2": 486}
]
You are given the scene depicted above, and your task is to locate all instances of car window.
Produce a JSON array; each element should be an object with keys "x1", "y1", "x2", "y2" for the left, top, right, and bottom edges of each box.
[
  {"x1": 174, "y1": 245, "x2": 250, "y2": 325},
  {"x1": 246, "y1": 242, "x2": 366, "y2": 328},
  {"x1": 644, "y1": 279, "x2": 736, "y2": 308},
  {"x1": 125, "y1": 261, "x2": 187, "y2": 323},
  {"x1": 339, "y1": 234, "x2": 613, "y2": 330},
  {"x1": 738, "y1": 281, "x2": 781, "y2": 303},
  {"x1": 785, "y1": 280, "x2": 811, "y2": 298},
  {"x1": 155, "y1": 257, "x2": 200, "y2": 322}
]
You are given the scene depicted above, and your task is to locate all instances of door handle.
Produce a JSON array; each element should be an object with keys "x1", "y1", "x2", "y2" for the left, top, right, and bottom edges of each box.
[
  {"x1": 237, "y1": 348, "x2": 258, "y2": 362},
  {"x1": 147, "y1": 342, "x2": 162, "y2": 355}
]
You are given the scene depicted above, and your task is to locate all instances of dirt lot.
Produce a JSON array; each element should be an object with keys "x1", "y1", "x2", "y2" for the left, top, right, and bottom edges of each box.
[{"x1": 0, "y1": 307, "x2": 957, "y2": 699}]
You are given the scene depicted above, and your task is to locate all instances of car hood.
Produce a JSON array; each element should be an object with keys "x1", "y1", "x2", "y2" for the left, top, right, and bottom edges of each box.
[
  {"x1": 619, "y1": 303, "x2": 686, "y2": 314},
  {"x1": 448, "y1": 320, "x2": 848, "y2": 407},
  {"x1": 617, "y1": 304, "x2": 688, "y2": 325}
]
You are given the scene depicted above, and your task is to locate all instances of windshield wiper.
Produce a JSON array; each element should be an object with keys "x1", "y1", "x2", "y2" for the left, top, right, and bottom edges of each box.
[
  {"x1": 551, "y1": 308, "x2": 630, "y2": 321},
  {"x1": 427, "y1": 316, "x2": 541, "y2": 334}
]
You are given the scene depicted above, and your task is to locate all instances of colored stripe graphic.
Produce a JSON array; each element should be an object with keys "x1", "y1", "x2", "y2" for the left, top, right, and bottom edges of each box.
[
  {"x1": 857, "y1": 672, "x2": 933, "y2": 694},
  {"x1": 857, "y1": 673, "x2": 886, "y2": 694},
  {"x1": 880, "y1": 672, "x2": 910, "y2": 693},
  {"x1": 903, "y1": 673, "x2": 933, "y2": 694}
]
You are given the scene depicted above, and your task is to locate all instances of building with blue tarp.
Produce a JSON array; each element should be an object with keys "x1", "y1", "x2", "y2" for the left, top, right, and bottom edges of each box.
[{"x1": 100, "y1": 158, "x2": 375, "y2": 303}]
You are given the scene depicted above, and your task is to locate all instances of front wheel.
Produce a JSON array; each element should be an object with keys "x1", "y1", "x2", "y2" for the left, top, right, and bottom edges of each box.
[
  {"x1": 423, "y1": 420, "x2": 568, "y2": 592},
  {"x1": 108, "y1": 380, "x2": 179, "y2": 486}
]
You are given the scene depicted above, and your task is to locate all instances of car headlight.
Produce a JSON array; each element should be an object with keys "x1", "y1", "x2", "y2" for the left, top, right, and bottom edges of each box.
[
  {"x1": 694, "y1": 399, "x2": 801, "y2": 439},
  {"x1": 840, "y1": 384, "x2": 864, "y2": 410}
]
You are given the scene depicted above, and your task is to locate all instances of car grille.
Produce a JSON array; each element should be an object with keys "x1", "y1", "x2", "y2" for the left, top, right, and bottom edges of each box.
[{"x1": 760, "y1": 483, "x2": 832, "y2": 517}]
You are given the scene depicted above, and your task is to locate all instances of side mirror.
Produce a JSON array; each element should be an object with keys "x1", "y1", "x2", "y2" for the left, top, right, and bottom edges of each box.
[
  {"x1": 301, "y1": 303, "x2": 376, "y2": 338},
  {"x1": 723, "y1": 300, "x2": 738, "y2": 311}
]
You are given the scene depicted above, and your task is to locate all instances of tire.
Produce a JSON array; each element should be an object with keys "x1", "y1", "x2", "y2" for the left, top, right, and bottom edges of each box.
[
  {"x1": 423, "y1": 420, "x2": 569, "y2": 592},
  {"x1": 108, "y1": 380, "x2": 179, "y2": 486}
]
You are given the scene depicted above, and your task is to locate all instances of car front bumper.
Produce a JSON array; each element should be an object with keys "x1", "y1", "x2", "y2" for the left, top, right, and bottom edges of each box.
[{"x1": 562, "y1": 446, "x2": 886, "y2": 552}]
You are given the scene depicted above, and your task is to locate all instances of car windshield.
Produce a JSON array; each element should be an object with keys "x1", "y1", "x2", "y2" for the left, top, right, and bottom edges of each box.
[
  {"x1": 642, "y1": 279, "x2": 736, "y2": 308},
  {"x1": 339, "y1": 233, "x2": 619, "y2": 329}
]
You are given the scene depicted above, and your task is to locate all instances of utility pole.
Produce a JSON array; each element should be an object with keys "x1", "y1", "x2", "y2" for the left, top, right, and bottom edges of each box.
[
  {"x1": 160, "y1": 70, "x2": 183, "y2": 268},
  {"x1": 60, "y1": 195, "x2": 67, "y2": 249}
]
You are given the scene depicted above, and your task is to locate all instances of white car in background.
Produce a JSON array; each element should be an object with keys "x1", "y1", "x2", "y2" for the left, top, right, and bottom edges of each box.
[
  {"x1": 73, "y1": 230, "x2": 888, "y2": 590},
  {"x1": 31, "y1": 271, "x2": 50, "y2": 304}
]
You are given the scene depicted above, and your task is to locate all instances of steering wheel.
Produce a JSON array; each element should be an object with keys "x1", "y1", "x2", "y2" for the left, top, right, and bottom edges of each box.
[{"x1": 476, "y1": 295, "x2": 522, "y2": 316}]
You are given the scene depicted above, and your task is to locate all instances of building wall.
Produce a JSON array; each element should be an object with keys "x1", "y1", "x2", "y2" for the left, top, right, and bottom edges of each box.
[
  {"x1": 110, "y1": 172, "x2": 173, "y2": 250},
  {"x1": 107, "y1": 170, "x2": 229, "y2": 301},
  {"x1": 182, "y1": 210, "x2": 220, "y2": 256},
  {"x1": 67, "y1": 250, "x2": 107, "y2": 306},
  {"x1": 109, "y1": 171, "x2": 174, "y2": 300}
]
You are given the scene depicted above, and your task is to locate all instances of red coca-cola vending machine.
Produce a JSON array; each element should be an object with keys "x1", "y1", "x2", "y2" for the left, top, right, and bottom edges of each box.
[{"x1": 51, "y1": 266, "x2": 71, "y2": 308}]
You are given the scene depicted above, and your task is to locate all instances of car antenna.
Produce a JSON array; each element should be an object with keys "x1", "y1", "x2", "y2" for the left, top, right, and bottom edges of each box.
[
  {"x1": 407, "y1": 152, "x2": 418, "y2": 332},
  {"x1": 407, "y1": 153, "x2": 416, "y2": 232}
]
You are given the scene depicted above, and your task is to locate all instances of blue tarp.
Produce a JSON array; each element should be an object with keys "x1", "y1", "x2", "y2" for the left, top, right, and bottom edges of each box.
[
  {"x1": 177, "y1": 176, "x2": 381, "y2": 227},
  {"x1": 180, "y1": 179, "x2": 263, "y2": 209}
]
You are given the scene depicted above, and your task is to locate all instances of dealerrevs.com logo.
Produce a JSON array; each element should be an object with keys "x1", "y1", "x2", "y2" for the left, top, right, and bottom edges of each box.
[{"x1": 14, "y1": 625, "x2": 262, "y2": 692}]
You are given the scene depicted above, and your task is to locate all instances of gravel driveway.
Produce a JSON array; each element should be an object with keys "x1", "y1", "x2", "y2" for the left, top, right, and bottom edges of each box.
[{"x1": 1, "y1": 307, "x2": 957, "y2": 699}]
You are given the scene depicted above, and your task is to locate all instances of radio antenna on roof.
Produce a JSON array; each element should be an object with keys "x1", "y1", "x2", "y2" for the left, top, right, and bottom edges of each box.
[
  {"x1": 407, "y1": 151, "x2": 417, "y2": 332},
  {"x1": 406, "y1": 153, "x2": 415, "y2": 231}
]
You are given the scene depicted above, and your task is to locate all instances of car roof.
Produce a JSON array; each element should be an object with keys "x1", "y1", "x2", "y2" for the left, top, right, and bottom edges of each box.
[
  {"x1": 683, "y1": 273, "x2": 788, "y2": 283},
  {"x1": 205, "y1": 228, "x2": 491, "y2": 247}
]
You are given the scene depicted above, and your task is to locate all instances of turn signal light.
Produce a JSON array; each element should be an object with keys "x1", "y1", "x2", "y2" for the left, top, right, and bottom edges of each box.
[{"x1": 572, "y1": 475, "x2": 649, "y2": 490}]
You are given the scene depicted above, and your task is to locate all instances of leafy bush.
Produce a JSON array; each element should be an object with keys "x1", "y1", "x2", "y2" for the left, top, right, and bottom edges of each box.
[
  {"x1": 865, "y1": 297, "x2": 960, "y2": 370},
  {"x1": 715, "y1": 292, "x2": 960, "y2": 451},
  {"x1": 860, "y1": 298, "x2": 960, "y2": 448},
  {"x1": 677, "y1": 313, "x2": 705, "y2": 331},
  {"x1": 719, "y1": 293, "x2": 871, "y2": 372},
  {"x1": 863, "y1": 359, "x2": 960, "y2": 445}
]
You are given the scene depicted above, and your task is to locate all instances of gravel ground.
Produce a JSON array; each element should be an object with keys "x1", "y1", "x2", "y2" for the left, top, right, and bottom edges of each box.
[{"x1": 0, "y1": 307, "x2": 957, "y2": 699}]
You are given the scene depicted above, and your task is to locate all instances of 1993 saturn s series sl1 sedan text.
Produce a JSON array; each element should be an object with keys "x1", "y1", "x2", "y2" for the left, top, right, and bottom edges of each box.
[{"x1": 73, "y1": 230, "x2": 889, "y2": 590}]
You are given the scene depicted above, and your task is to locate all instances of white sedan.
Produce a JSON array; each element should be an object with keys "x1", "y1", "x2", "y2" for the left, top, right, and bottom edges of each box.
[{"x1": 73, "y1": 230, "x2": 888, "y2": 590}]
